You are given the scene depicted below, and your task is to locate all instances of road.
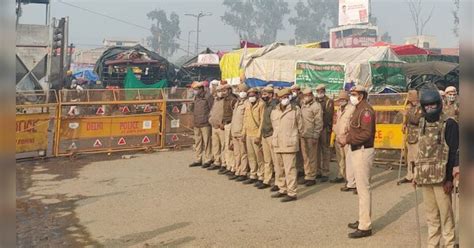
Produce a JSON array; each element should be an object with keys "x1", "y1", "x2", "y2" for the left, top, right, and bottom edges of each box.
[{"x1": 17, "y1": 150, "x2": 428, "y2": 247}]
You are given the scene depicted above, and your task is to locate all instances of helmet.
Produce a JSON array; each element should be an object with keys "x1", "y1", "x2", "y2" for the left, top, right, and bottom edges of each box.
[{"x1": 419, "y1": 88, "x2": 443, "y2": 122}]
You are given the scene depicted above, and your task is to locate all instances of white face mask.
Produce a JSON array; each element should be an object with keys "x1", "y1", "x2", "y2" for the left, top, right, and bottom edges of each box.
[
  {"x1": 317, "y1": 93, "x2": 325, "y2": 98},
  {"x1": 339, "y1": 100, "x2": 348, "y2": 106},
  {"x1": 193, "y1": 90, "x2": 200, "y2": 95},
  {"x1": 239, "y1": 92, "x2": 247, "y2": 99},
  {"x1": 281, "y1": 98, "x2": 290, "y2": 106},
  {"x1": 217, "y1": 92, "x2": 223, "y2": 98},
  {"x1": 248, "y1": 96, "x2": 257, "y2": 103},
  {"x1": 447, "y1": 95, "x2": 456, "y2": 102},
  {"x1": 292, "y1": 92, "x2": 298, "y2": 97},
  {"x1": 350, "y1": 95, "x2": 360, "y2": 106}
]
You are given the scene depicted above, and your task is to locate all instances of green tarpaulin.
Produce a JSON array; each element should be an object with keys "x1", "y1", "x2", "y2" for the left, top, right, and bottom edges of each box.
[
  {"x1": 124, "y1": 68, "x2": 168, "y2": 89},
  {"x1": 370, "y1": 61, "x2": 406, "y2": 92},
  {"x1": 295, "y1": 62, "x2": 345, "y2": 91}
]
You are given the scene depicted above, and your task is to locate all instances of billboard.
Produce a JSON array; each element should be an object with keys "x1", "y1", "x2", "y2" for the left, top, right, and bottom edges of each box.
[{"x1": 339, "y1": 0, "x2": 369, "y2": 26}]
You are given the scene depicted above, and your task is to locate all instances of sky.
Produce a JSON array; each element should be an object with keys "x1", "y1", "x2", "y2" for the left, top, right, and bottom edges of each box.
[{"x1": 19, "y1": 0, "x2": 459, "y2": 62}]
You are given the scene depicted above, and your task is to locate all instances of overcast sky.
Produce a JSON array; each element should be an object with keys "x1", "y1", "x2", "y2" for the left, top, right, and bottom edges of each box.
[{"x1": 19, "y1": 0, "x2": 459, "y2": 61}]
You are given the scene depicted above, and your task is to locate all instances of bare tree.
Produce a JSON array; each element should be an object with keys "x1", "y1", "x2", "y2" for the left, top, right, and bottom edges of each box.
[{"x1": 407, "y1": 0, "x2": 435, "y2": 36}]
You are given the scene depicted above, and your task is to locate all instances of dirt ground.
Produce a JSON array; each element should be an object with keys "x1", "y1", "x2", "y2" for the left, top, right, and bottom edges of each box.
[{"x1": 17, "y1": 149, "x2": 432, "y2": 247}]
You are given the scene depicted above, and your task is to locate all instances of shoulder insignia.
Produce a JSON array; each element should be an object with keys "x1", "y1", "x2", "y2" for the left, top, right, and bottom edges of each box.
[{"x1": 362, "y1": 110, "x2": 372, "y2": 123}]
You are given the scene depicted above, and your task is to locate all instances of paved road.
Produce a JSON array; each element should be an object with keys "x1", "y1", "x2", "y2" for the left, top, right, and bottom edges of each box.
[{"x1": 17, "y1": 150, "x2": 429, "y2": 247}]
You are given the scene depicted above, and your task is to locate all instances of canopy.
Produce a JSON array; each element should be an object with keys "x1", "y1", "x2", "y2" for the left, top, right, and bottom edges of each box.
[
  {"x1": 73, "y1": 69, "x2": 99, "y2": 82},
  {"x1": 219, "y1": 47, "x2": 259, "y2": 85},
  {"x1": 402, "y1": 61, "x2": 459, "y2": 77},
  {"x1": 243, "y1": 44, "x2": 405, "y2": 91}
]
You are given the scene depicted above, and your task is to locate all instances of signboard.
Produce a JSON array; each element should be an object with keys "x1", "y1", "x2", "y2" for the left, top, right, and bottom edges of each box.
[
  {"x1": 370, "y1": 61, "x2": 406, "y2": 90},
  {"x1": 59, "y1": 115, "x2": 160, "y2": 140},
  {"x1": 374, "y1": 124, "x2": 404, "y2": 149},
  {"x1": 339, "y1": 0, "x2": 369, "y2": 26},
  {"x1": 197, "y1": 54, "x2": 219, "y2": 65},
  {"x1": 295, "y1": 62, "x2": 345, "y2": 91},
  {"x1": 16, "y1": 113, "x2": 50, "y2": 153}
]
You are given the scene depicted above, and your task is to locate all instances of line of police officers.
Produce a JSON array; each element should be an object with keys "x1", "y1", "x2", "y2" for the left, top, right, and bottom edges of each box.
[{"x1": 189, "y1": 80, "x2": 459, "y2": 242}]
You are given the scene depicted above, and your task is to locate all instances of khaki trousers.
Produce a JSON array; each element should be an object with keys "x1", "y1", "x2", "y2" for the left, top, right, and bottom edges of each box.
[
  {"x1": 317, "y1": 128, "x2": 331, "y2": 177},
  {"x1": 335, "y1": 142, "x2": 346, "y2": 179},
  {"x1": 345, "y1": 145, "x2": 356, "y2": 188},
  {"x1": 246, "y1": 136, "x2": 264, "y2": 180},
  {"x1": 300, "y1": 137, "x2": 318, "y2": 180},
  {"x1": 262, "y1": 136, "x2": 276, "y2": 185},
  {"x1": 274, "y1": 153, "x2": 297, "y2": 197},
  {"x1": 224, "y1": 124, "x2": 235, "y2": 171},
  {"x1": 405, "y1": 142, "x2": 418, "y2": 180},
  {"x1": 194, "y1": 126, "x2": 212, "y2": 164},
  {"x1": 351, "y1": 147, "x2": 374, "y2": 231},
  {"x1": 421, "y1": 184, "x2": 456, "y2": 248},
  {"x1": 232, "y1": 137, "x2": 248, "y2": 176},
  {"x1": 212, "y1": 127, "x2": 225, "y2": 166}
]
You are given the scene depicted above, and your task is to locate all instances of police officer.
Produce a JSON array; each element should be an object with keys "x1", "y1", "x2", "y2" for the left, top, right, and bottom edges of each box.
[
  {"x1": 258, "y1": 86, "x2": 280, "y2": 190},
  {"x1": 189, "y1": 82, "x2": 214, "y2": 168},
  {"x1": 340, "y1": 85, "x2": 375, "y2": 238},
  {"x1": 290, "y1": 84, "x2": 303, "y2": 107},
  {"x1": 219, "y1": 84, "x2": 238, "y2": 175},
  {"x1": 315, "y1": 84, "x2": 334, "y2": 182},
  {"x1": 270, "y1": 88, "x2": 304, "y2": 202},
  {"x1": 208, "y1": 84, "x2": 227, "y2": 170},
  {"x1": 414, "y1": 88, "x2": 458, "y2": 248},
  {"x1": 299, "y1": 87, "x2": 323, "y2": 186},
  {"x1": 229, "y1": 84, "x2": 250, "y2": 181},
  {"x1": 241, "y1": 88, "x2": 265, "y2": 186},
  {"x1": 398, "y1": 89, "x2": 422, "y2": 184},
  {"x1": 444, "y1": 86, "x2": 459, "y2": 121}
]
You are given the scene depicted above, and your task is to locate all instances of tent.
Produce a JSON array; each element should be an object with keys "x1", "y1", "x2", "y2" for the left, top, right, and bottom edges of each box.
[
  {"x1": 219, "y1": 47, "x2": 259, "y2": 85},
  {"x1": 243, "y1": 44, "x2": 405, "y2": 92},
  {"x1": 73, "y1": 69, "x2": 99, "y2": 83},
  {"x1": 402, "y1": 61, "x2": 459, "y2": 90}
]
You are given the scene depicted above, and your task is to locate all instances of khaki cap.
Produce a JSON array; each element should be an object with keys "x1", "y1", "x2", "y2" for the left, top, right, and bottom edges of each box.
[
  {"x1": 237, "y1": 83, "x2": 249, "y2": 92},
  {"x1": 302, "y1": 88, "x2": 313, "y2": 95},
  {"x1": 248, "y1": 87, "x2": 258, "y2": 94},
  {"x1": 336, "y1": 90, "x2": 349, "y2": 101},
  {"x1": 315, "y1": 84, "x2": 326, "y2": 90},
  {"x1": 290, "y1": 84, "x2": 301, "y2": 90},
  {"x1": 262, "y1": 86, "x2": 274, "y2": 93},
  {"x1": 350, "y1": 85, "x2": 367, "y2": 93},
  {"x1": 277, "y1": 88, "x2": 291, "y2": 97},
  {"x1": 445, "y1": 86, "x2": 457, "y2": 94},
  {"x1": 216, "y1": 84, "x2": 226, "y2": 91}
]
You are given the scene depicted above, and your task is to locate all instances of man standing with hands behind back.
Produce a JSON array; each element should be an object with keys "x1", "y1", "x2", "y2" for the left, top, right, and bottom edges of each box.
[
  {"x1": 340, "y1": 85, "x2": 376, "y2": 238},
  {"x1": 315, "y1": 84, "x2": 334, "y2": 182}
]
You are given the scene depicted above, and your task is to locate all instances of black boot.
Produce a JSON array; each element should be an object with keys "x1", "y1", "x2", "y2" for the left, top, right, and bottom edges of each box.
[
  {"x1": 257, "y1": 183, "x2": 270, "y2": 189},
  {"x1": 280, "y1": 195, "x2": 297, "y2": 202},
  {"x1": 201, "y1": 163, "x2": 211, "y2": 169},
  {"x1": 189, "y1": 162, "x2": 202, "y2": 167},
  {"x1": 236, "y1": 176, "x2": 248, "y2": 182},
  {"x1": 348, "y1": 229, "x2": 372, "y2": 239},
  {"x1": 228, "y1": 174, "x2": 238, "y2": 180},
  {"x1": 305, "y1": 180, "x2": 316, "y2": 187},
  {"x1": 270, "y1": 185, "x2": 280, "y2": 192},
  {"x1": 243, "y1": 178, "x2": 257, "y2": 185},
  {"x1": 347, "y1": 221, "x2": 359, "y2": 229},
  {"x1": 207, "y1": 164, "x2": 220, "y2": 170}
]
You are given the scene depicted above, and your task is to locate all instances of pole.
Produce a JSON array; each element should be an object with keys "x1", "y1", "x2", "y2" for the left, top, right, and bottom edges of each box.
[
  {"x1": 187, "y1": 30, "x2": 195, "y2": 57},
  {"x1": 58, "y1": 18, "x2": 66, "y2": 89},
  {"x1": 196, "y1": 15, "x2": 200, "y2": 55}
]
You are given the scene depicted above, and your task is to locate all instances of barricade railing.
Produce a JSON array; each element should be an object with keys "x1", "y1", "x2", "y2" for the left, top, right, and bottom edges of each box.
[
  {"x1": 54, "y1": 89, "x2": 166, "y2": 156},
  {"x1": 16, "y1": 90, "x2": 58, "y2": 159},
  {"x1": 162, "y1": 87, "x2": 195, "y2": 148}
]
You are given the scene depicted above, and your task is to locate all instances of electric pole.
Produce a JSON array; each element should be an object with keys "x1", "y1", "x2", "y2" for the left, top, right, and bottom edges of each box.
[
  {"x1": 187, "y1": 30, "x2": 195, "y2": 57},
  {"x1": 185, "y1": 11, "x2": 212, "y2": 55}
]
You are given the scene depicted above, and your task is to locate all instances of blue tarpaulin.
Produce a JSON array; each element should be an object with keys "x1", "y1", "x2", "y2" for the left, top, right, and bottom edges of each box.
[
  {"x1": 245, "y1": 78, "x2": 292, "y2": 88},
  {"x1": 73, "y1": 69, "x2": 100, "y2": 82}
]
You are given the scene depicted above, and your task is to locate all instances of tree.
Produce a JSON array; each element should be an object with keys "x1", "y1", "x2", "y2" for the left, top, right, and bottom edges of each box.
[
  {"x1": 288, "y1": 0, "x2": 338, "y2": 43},
  {"x1": 147, "y1": 9, "x2": 181, "y2": 58},
  {"x1": 221, "y1": 0, "x2": 290, "y2": 45},
  {"x1": 452, "y1": 0, "x2": 459, "y2": 37},
  {"x1": 406, "y1": 0, "x2": 435, "y2": 36}
]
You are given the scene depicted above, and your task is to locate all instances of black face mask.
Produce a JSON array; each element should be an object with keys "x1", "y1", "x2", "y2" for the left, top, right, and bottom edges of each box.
[{"x1": 262, "y1": 96, "x2": 270, "y2": 102}]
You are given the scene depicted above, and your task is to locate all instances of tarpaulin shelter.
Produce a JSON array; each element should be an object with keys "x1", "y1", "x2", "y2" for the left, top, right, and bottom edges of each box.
[
  {"x1": 243, "y1": 43, "x2": 405, "y2": 92},
  {"x1": 177, "y1": 48, "x2": 221, "y2": 85},
  {"x1": 73, "y1": 69, "x2": 99, "y2": 83},
  {"x1": 402, "y1": 61, "x2": 459, "y2": 90},
  {"x1": 94, "y1": 45, "x2": 176, "y2": 88},
  {"x1": 219, "y1": 47, "x2": 259, "y2": 85}
]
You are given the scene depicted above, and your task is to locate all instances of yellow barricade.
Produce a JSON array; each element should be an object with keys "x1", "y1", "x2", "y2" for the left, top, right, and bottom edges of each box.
[
  {"x1": 55, "y1": 89, "x2": 166, "y2": 156},
  {"x1": 163, "y1": 88, "x2": 195, "y2": 148},
  {"x1": 16, "y1": 90, "x2": 58, "y2": 158}
]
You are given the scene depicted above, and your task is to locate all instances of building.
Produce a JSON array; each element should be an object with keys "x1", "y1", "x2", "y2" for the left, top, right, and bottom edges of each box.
[
  {"x1": 103, "y1": 38, "x2": 144, "y2": 47},
  {"x1": 329, "y1": 24, "x2": 378, "y2": 48},
  {"x1": 405, "y1": 35, "x2": 438, "y2": 49}
]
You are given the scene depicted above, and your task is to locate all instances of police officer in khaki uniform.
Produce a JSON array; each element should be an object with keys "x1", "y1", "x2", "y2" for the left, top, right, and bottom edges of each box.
[
  {"x1": 443, "y1": 86, "x2": 459, "y2": 121},
  {"x1": 229, "y1": 84, "x2": 250, "y2": 181},
  {"x1": 315, "y1": 84, "x2": 334, "y2": 182},
  {"x1": 398, "y1": 90, "x2": 422, "y2": 184},
  {"x1": 331, "y1": 90, "x2": 353, "y2": 184},
  {"x1": 257, "y1": 86, "x2": 280, "y2": 190},
  {"x1": 270, "y1": 88, "x2": 304, "y2": 202},
  {"x1": 241, "y1": 88, "x2": 265, "y2": 185},
  {"x1": 340, "y1": 85, "x2": 375, "y2": 238},
  {"x1": 189, "y1": 82, "x2": 214, "y2": 168},
  {"x1": 415, "y1": 89, "x2": 458, "y2": 248},
  {"x1": 299, "y1": 87, "x2": 323, "y2": 186},
  {"x1": 290, "y1": 84, "x2": 305, "y2": 179},
  {"x1": 208, "y1": 85, "x2": 227, "y2": 170},
  {"x1": 219, "y1": 84, "x2": 238, "y2": 175}
]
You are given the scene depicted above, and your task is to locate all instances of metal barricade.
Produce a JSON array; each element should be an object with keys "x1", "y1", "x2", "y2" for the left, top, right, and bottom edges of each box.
[
  {"x1": 16, "y1": 90, "x2": 58, "y2": 159},
  {"x1": 163, "y1": 88, "x2": 195, "y2": 148},
  {"x1": 55, "y1": 89, "x2": 166, "y2": 156}
]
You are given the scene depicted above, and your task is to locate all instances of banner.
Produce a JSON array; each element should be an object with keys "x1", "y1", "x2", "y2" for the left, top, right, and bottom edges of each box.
[
  {"x1": 339, "y1": 0, "x2": 369, "y2": 26},
  {"x1": 295, "y1": 62, "x2": 345, "y2": 91},
  {"x1": 370, "y1": 61, "x2": 406, "y2": 90},
  {"x1": 197, "y1": 54, "x2": 219, "y2": 65}
]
